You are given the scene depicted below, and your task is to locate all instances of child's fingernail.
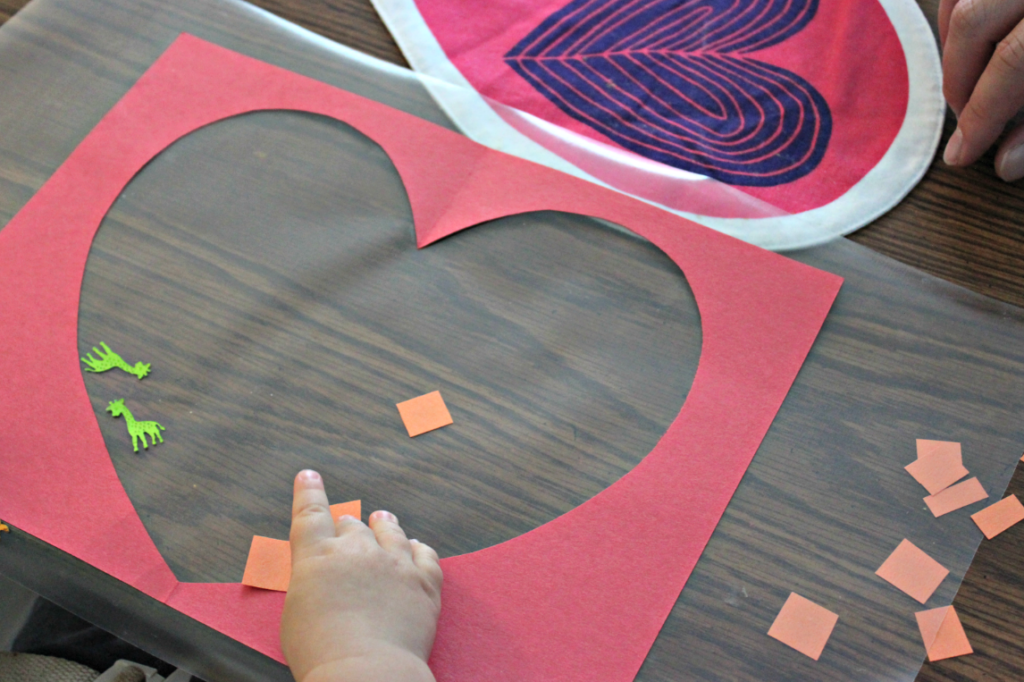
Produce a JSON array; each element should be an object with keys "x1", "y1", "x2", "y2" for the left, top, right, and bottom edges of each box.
[
  {"x1": 997, "y1": 143, "x2": 1024, "y2": 181},
  {"x1": 410, "y1": 539, "x2": 420, "y2": 544},
  {"x1": 943, "y1": 128, "x2": 963, "y2": 165},
  {"x1": 371, "y1": 510, "x2": 397, "y2": 523},
  {"x1": 299, "y1": 469, "x2": 321, "y2": 482}
]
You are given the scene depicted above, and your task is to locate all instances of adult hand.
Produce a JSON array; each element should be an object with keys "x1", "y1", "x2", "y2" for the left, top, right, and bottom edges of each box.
[
  {"x1": 940, "y1": 0, "x2": 1024, "y2": 180},
  {"x1": 281, "y1": 470, "x2": 443, "y2": 682}
]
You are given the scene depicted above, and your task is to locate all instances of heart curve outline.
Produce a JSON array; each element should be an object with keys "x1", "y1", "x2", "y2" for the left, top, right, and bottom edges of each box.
[
  {"x1": 0, "y1": 35, "x2": 841, "y2": 682},
  {"x1": 506, "y1": 0, "x2": 832, "y2": 186}
]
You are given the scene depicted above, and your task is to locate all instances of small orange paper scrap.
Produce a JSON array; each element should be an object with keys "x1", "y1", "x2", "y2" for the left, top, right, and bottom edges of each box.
[
  {"x1": 767, "y1": 592, "x2": 839, "y2": 661},
  {"x1": 242, "y1": 536, "x2": 291, "y2": 592},
  {"x1": 971, "y1": 495, "x2": 1024, "y2": 539},
  {"x1": 916, "y1": 439, "x2": 960, "y2": 460},
  {"x1": 243, "y1": 501, "x2": 362, "y2": 592},
  {"x1": 0, "y1": 522, "x2": 8, "y2": 535},
  {"x1": 906, "y1": 441, "x2": 968, "y2": 495},
  {"x1": 875, "y1": 539, "x2": 949, "y2": 604},
  {"x1": 396, "y1": 390, "x2": 453, "y2": 437},
  {"x1": 330, "y1": 500, "x2": 362, "y2": 523},
  {"x1": 916, "y1": 606, "x2": 973, "y2": 662},
  {"x1": 923, "y1": 477, "x2": 988, "y2": 518}
]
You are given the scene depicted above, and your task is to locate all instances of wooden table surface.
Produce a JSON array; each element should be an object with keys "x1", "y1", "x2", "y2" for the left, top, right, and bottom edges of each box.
[
  {"x1": 0, "y1": 1, "x2": 1022, "y2": 681},
  {"x1": 235, "y1": 5, "x2": 1024, "y2": 681}
]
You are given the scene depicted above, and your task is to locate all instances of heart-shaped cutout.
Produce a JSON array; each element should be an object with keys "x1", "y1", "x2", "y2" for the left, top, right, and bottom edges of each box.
[{"x1": 80, "y1": 109, "x2": 703, "y2": 580}]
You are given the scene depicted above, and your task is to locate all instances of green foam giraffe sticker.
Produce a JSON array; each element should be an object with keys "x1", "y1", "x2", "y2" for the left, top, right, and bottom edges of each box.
[
  {"x1": 106, "y1": 398, "x2": 165, "y2": 453},
  {"x1": 82, "y1": 342, "x2": 151, "y2": 380}
]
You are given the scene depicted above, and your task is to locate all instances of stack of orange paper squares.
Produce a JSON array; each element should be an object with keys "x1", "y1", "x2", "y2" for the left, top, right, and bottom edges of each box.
[
  {"x1": 767, "y1": 438, "x2": 1023, "y2": 666},
  {"x1": 894, "y1": 439, "x2": 1024, "y2": 664},
  {"x1": 907, "y1": 440, "x2": 988, "y2": 518}
]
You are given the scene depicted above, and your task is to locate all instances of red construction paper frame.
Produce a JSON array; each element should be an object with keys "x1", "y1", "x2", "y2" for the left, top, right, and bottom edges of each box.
[{"x1": 0, "y1": 35, "x2": 841, "y2": 682}]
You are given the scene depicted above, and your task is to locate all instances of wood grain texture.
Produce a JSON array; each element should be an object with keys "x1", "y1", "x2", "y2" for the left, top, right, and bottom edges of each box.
[
  {"x1": 0, "y1": 1, "x2": 19, "y2": 22},
  {"x1": 247, "y1": 0, "x2": 407, "y2": 65},
  {"x1": 0, "y1": 1, "x2": 1022, "y2": 681},
  {"x1": 79, "y1": 110, "x2": 701, "y2": 578}
]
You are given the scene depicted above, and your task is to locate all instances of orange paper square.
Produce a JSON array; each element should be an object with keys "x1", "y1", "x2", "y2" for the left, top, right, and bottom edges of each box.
[
  {"x1": 923, "y1": 477, "x2": 988, "y2": 518},
  {"x1": 916, "y1": 606, "x2": 973, "y2": 661},
  {"x1": 971, "y1": 495, "x2": 1024, "y2": 539},
  {"x1": 242, "y1": 536, "x2": 291, "y2": 592},
  {"x1": 767, "y1": 592, "x2": 839, "y2": 661},
  {"x1": 905, "y1": 444, "x2": 968, "y2": 495},
  {"x1": 241, "y1": 499, "x2": 361, "y2": 593},
  {"x1": 916, "y1": 439, "x2": 961, "y2": 461},
  {"x1": 875, "y1": 539, "x2": 949, "y2": 604},
  {"x1": 331, "y1": 500, "x2": 362, "y2": 523},
  {"x1": 396, "y1": 390, "x2": 453, "y2": 437}
]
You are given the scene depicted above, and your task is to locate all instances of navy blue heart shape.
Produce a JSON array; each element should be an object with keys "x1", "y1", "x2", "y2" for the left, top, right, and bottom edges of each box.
[{"x1": 506, "y1": 0, "x2": 832, "y2": 187}]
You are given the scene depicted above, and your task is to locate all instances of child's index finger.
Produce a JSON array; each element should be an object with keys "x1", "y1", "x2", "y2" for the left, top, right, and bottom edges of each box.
[{"x1": 290, "y1": 470, "x2": 336, "y2": 556}]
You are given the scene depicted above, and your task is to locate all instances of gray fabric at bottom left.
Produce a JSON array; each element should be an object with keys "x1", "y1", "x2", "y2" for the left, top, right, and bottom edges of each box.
[{"x1": 0, "y1": 652, "x2": 99, "y2": 682}]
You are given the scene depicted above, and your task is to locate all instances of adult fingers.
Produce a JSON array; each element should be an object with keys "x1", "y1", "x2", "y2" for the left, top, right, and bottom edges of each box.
[
  {"x1": 410, "y1": 540, "x2": 443, "y2": 587},
  {"x1": 290, "y1": 470, "x2": 336, "y2": 560},
  {"x1": 939, "y1": 0, "x2": 961, "y2": 47},
  {"x1": 368, "y1": 510, "x2": 412, "y2": 556},
  {"x1": 995, "y1": 119, "x2": 1024, "y2": 180},
  {"x1": 942, "y1": 0, "x2": 1024, "y2": 115},
  {"x1": 946, "y1": 18, "x2": 1024, "y2": 166}
]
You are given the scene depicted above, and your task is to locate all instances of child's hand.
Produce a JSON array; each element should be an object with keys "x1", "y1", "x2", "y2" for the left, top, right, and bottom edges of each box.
[{"x1": 281, "y1": 470, "x2": 443, "y2": 682}]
